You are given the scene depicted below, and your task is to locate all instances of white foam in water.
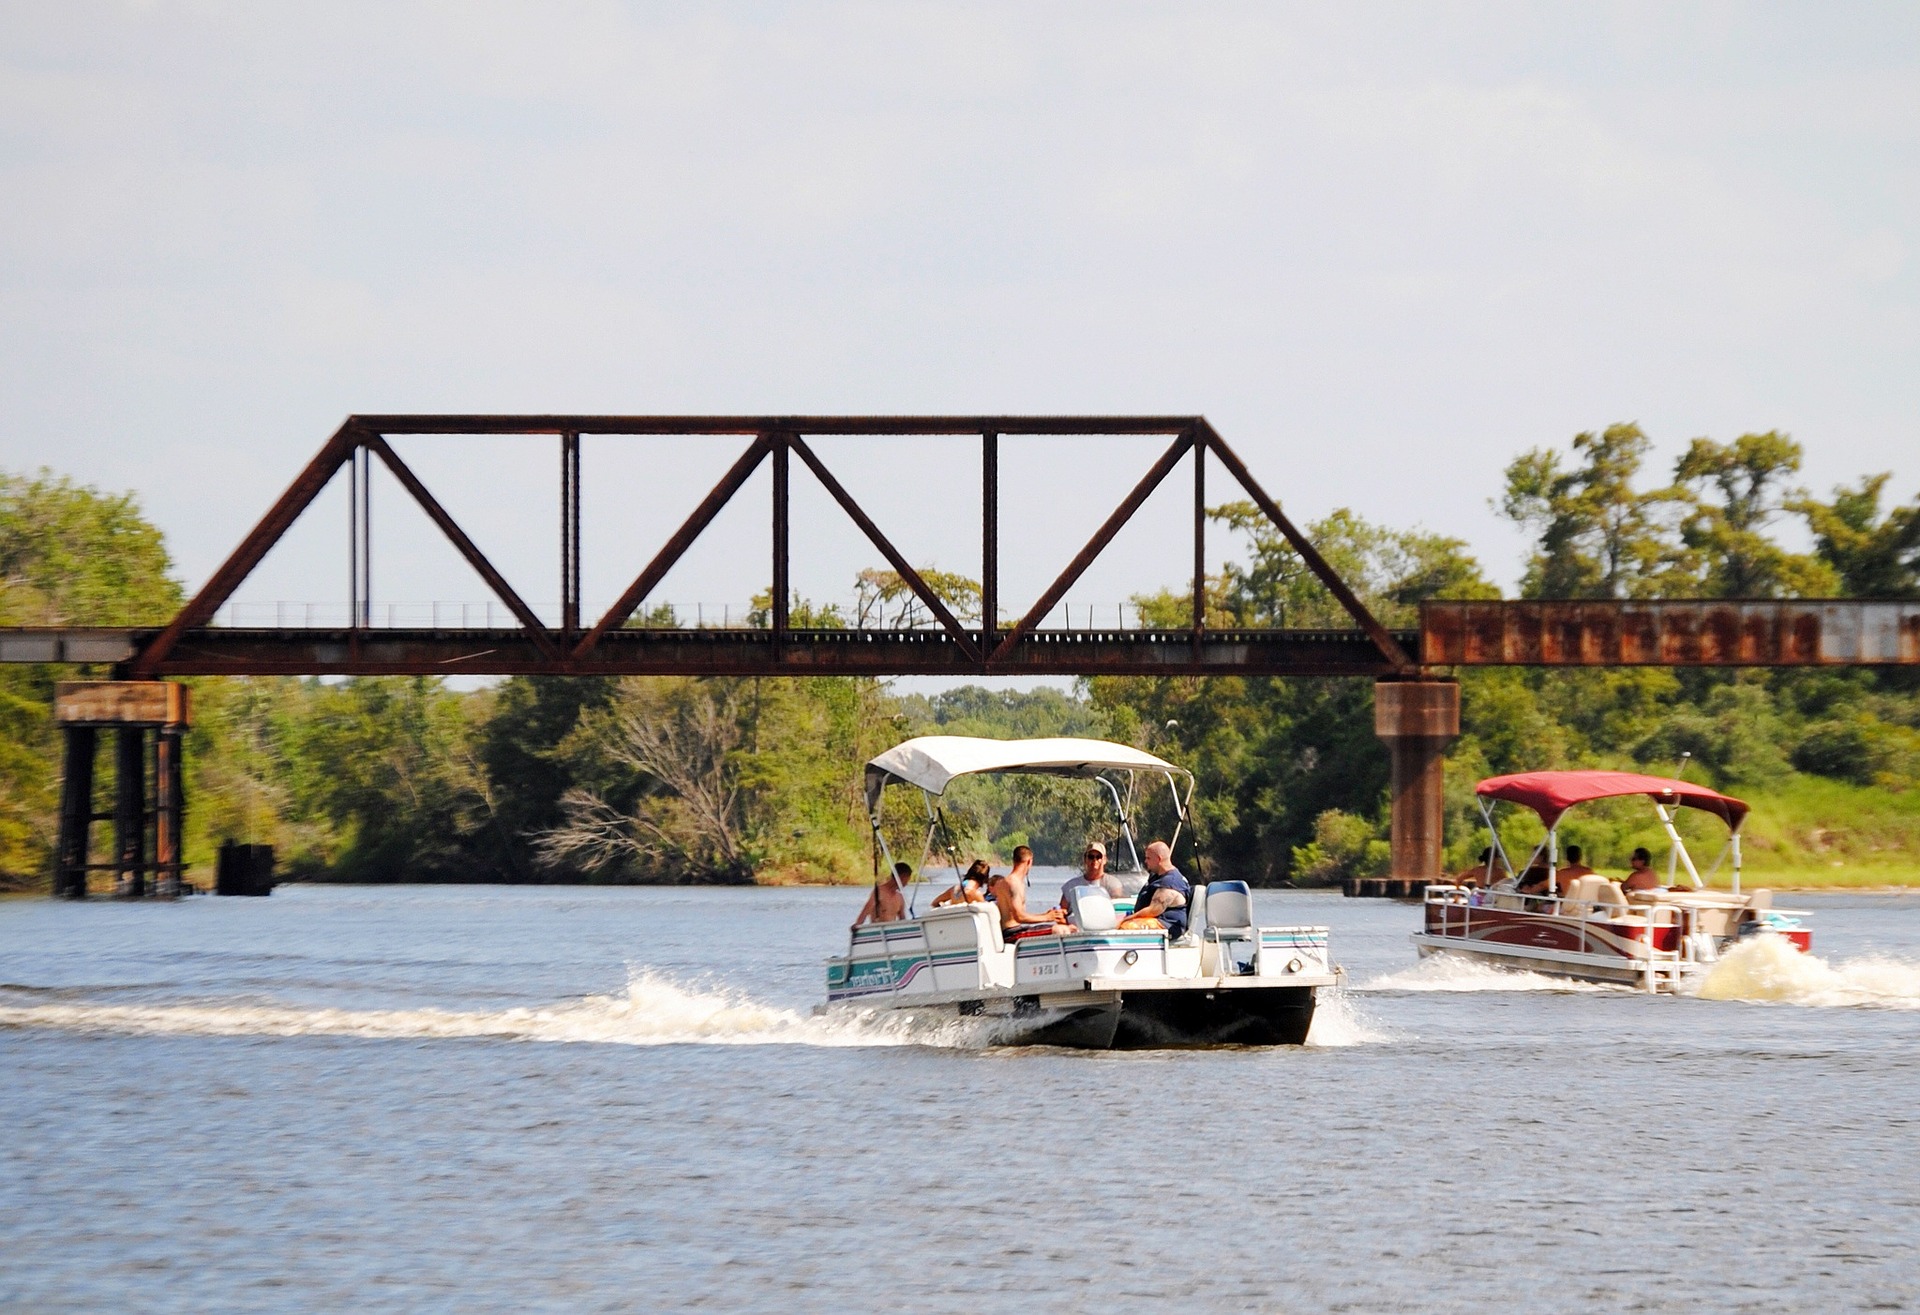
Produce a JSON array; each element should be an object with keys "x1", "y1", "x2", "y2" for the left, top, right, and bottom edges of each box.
[
  {"x1": 1696, "y1": 933, "x2": 1920, "y2": 1009},
  {"x1": 1358, "y1": 952, "x2": 1615, "y2": 994},
  {"x1": 0, "y1": 969, "x2": 1392, "y2": 1050},
  {"x1": 1304, "y1": 988, "x2": 1391, "y2": 1046},
  {"x1": 0, "y1": 971, "x2": 988, "y2": 1049}
]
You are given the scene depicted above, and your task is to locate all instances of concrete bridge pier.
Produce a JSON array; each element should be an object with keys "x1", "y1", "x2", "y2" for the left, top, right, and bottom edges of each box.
[{"x1": 1373, "y1": 679, "x2": 1461, "y2": 888}]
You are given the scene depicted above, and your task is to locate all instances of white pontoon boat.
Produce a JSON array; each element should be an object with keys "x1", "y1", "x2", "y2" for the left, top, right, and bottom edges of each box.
[
  {"x1": 1412, "y1": 769, "x2": 1812, "y2": 992},
  {"x1": 823, "y1": 736, "x2": 1338, "y2": 1047}
]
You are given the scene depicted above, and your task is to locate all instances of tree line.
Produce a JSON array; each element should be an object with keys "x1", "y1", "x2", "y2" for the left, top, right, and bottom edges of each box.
[{"x1": 1, "y1": 425, "x2": 1916, "y2": 890}]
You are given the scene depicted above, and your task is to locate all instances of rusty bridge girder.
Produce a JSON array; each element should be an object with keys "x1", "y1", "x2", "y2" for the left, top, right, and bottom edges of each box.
[
  {"x1": 110, "y1": 414, "x2": 1415, "y2": 680},
  {"x1": 1422, "y1": 600, "x2": 1920, "y2": 667}
]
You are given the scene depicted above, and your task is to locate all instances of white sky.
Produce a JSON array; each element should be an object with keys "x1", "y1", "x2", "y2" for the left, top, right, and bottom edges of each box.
[{"x1": 3, "y1": 2, "x2": 1918, "y2": 641}]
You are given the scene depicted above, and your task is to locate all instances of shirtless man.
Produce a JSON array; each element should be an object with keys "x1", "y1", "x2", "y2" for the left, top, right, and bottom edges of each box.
[
  {"x1": 990, "y1": 845, "x2": 1072, "y2": 939},
  {"x1": 1621, "y1": 847, "x2": 1660, "y2": 894},
  {"x1": 1557, "y1": 844, "x2": 1596, "y2": 893},
  {"x1": 852, "y1": 861, "x2": 912, "y2": 928}
]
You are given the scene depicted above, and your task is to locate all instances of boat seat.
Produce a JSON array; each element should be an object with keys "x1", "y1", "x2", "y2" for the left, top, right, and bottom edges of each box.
[
  {"x1": 1562, "y1": 876, "x2": 1628, "y2": 916},
  {"x1": 1174, "y1": 883, "x2": 1208, "y2": 945},
  {"x1": 1206, "y1": 880, "x2": 1253, "y2": 933},
  {"x1": 1202, "y1": 880, "x2": 1256, "y2": 974},
  {"x1": 1068, "y1": 884, "x2": 1119, "y2": 931}
]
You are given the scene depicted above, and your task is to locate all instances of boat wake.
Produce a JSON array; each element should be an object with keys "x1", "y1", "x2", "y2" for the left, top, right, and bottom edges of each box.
[
  {"x1": 1357, "y1": 953, "x2": 1616, "y2": 994},
  {"x1": 1696, "y1": 934, "x2": 1920, "y2": 1009},
  {"x1": 1, "y1": 970, "x2": 1385, "y2": 1051},
  {"x1": 0, "y1": 971, "x2": 990, "y2": 1049},
  {"x1": 1301, "y1": 988, "x2": 1391, "y2": 1045}
]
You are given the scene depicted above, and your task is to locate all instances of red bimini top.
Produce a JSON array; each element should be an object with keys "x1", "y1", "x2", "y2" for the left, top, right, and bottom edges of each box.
[{"x1": 1475, "y1": 770, "x2": 1750, "y2": 832}]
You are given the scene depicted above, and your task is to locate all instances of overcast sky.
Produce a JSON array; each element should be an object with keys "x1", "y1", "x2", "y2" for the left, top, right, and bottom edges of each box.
[{"x1": 3, "y1": 2, "x2": 1917, "y2": 633}]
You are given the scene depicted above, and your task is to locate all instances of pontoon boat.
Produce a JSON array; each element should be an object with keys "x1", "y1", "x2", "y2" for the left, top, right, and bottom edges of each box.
[
  {"x1": 1412, "y1": 770, "x2": 1812, "y2": 991},
  {"x1": 823, "y1": 736, "x2": 1338, "y2": 1047}
]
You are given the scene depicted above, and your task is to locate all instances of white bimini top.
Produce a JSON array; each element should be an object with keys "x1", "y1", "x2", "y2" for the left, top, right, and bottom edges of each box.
[{"x1": 863, "y1": 735, "x2": 1184, "y2": 809}]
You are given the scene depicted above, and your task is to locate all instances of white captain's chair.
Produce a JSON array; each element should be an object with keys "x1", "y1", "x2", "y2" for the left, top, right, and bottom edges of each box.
[
  {"x1": 1067, "y1": 884, "x2": 1119, "y2": 932},
  {"x1": 1203, "y1": 879, "x2": 1257, "y2": 975},
  {"x1": 1185, "y1": 884, "x2": 1208, "y2": 943}
]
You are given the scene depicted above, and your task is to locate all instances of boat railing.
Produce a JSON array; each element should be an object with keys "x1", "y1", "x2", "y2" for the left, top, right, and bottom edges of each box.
[{"x1": 1423, "y1": 882, "x2": 1685, "y2": 947}]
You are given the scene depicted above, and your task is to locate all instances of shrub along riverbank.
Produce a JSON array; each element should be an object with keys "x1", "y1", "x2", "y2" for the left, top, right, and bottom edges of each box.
[{"x1": 2, "y1": 421, "x2": 1918, "y2": 890}]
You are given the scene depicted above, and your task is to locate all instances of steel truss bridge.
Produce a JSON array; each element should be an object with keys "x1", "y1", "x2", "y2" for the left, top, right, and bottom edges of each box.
[{"x1": 4, "y1": 415, "x2": 1915, "y2": 899}]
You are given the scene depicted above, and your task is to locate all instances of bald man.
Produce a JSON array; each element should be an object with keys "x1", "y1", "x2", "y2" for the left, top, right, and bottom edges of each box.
[{"x1": 1118, "y1": 840, "x2": 1191, "y2": 938}]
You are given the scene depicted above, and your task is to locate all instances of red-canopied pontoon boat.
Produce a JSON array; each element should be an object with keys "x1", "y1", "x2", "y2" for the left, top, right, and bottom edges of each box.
[{"x1": 1411, "y1": 770, "x2": 1812, "y2": 992}]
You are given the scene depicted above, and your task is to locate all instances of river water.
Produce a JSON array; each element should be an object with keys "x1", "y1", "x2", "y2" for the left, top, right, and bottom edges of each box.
[{"x1": 4, "y1": 880, "x2": 1919, "y2": 1313}]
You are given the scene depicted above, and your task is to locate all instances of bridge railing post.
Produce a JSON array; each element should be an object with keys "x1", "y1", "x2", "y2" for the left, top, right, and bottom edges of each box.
[
  {"x1": 982, "y1": 431, "x2": 998, "y2": 648},
  {"x1": 770, "y1": 433, "x2": 789, "y2": 652}
]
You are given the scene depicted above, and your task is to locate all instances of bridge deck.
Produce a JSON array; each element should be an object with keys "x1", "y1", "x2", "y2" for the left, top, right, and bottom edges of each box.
[
  {"x1": 0, "y1": 627, "x2": 1408, "y2": 677},
  {"x1": 8, "y1": 600, "x2": 1917, "y2": 676}
]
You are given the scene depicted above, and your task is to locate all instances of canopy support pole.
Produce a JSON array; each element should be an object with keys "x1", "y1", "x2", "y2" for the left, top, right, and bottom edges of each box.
[
  {"x1": 1479, "y1": 798, "x2": 1516, "y2": 880},
  {"x1": 1653, "y1": 803, "x2": 1703, "y2": 888}
]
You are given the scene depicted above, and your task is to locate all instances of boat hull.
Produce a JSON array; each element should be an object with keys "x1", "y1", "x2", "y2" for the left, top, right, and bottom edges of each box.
[
  {"x1": 1411, "y1": 931, "x2": 1691, "y2": 989},
  {"x1": 864, "y1": 983, "x2": 1319, "y2": 1049}
]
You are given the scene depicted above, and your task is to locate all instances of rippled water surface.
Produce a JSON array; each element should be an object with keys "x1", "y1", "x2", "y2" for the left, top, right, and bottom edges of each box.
[{"x1": 5, "y1": 883, "x2": 1920, "y2": 1312}]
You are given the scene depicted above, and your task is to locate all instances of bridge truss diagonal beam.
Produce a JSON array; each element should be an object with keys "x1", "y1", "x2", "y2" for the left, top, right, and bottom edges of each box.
[{"x1": 364, "y1": 434, "x2": 561, "y2": 662}]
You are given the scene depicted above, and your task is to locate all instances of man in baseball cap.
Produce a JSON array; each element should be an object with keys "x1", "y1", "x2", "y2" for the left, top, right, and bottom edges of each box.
[{"x1": 1058, "y1": 840, "x2": 1123, "y2": 912}]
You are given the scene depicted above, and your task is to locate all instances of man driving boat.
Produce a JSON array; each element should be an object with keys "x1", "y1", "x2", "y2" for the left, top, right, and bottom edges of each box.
[{"x1": 1058, "y1": 841, "x2": 1122, "y2": 911}]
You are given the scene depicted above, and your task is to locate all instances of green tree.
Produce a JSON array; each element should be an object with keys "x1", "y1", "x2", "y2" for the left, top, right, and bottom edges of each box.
[
  {"x1": 1670, "y1": 432, "x2": 1836, "y2": 597},
  {"x1": 477, "y1": 675, "x2": 616, "y2": 878},
  {"x1": 0, "y1": 469, "x2": 181, "y2": 626},
  {"x1": 1138, "y1": 503, "x2": 1497, "y2": 631},
  {"x1": 1499, "y1": 424, "x2": 1681, "y2": 598},
  {"x1": 282, "y1": 677, "x2": 502, "y2": 882},
  {"x1": 1792, "y1": 473, "x2": 1920, "y2": 598}
]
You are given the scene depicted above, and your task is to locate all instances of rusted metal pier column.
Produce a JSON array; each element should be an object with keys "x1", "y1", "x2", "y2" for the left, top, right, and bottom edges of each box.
[
  {"x1": 1374, "y1": 680, "x2": 1460, "y2": 883},
  {"x1": 52, "y1": 682, "x2": 191, "y2": 898}
]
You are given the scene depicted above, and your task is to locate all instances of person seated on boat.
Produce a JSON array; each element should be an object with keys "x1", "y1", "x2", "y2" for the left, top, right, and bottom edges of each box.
[
  {"x1": 1451, "y1": 847, "x2": 1494, "y2": 889},
  {"x1": 932, "y1": 858, "x2": 992, "y2": 908},
  {"x1": 852, "y1": 862, "x2": 913, "y2": 928},
  {"x1": 1621, "y1": 847, "x2": 1660, "y2": 894},
  {"x1": 1559, "y1": 845, "x2": 1596, "y2": 889},
  {"x1": 1515, "y1": 864, "x2": 1555, "y2": 904},
  {"x1": 1058, "y1": 841, "x2": 1124, "y2": 912},
  {"x1": 1117, "y1": 840, "x2": 1191, "y2": 937},
  {"x1": 991, "y1": 846, "x2": 1074, "y2": 939}
]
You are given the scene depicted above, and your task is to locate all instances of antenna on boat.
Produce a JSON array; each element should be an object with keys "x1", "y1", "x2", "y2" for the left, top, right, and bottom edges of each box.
[{"x1": 1673, "y1": 751, "x2": 1692, "y2": 781}]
